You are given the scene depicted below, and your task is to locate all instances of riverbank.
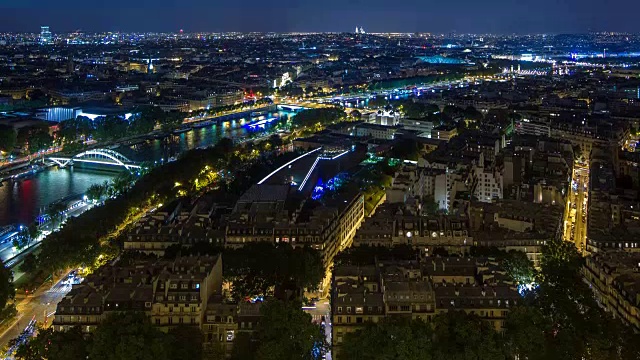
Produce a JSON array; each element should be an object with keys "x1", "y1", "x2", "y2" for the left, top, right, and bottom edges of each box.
[
  {"x1": 0, "y1": 104, "x2": 293, "y2": 227},
  {"x1": 0, "y1": 104, "x2": 280, "y2": 174}
]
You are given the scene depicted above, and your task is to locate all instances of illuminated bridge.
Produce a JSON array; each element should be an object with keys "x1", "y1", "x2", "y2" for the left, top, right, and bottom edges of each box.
[
  {"x1": 277, "y1": 104, "x2": 306, "y2": 112},
  {"x1": 47, "y1": 149, "x2": 141, "y2": 170},
  {"x1": 416, "y1": 55, "x2": 468, "y2": 65}
]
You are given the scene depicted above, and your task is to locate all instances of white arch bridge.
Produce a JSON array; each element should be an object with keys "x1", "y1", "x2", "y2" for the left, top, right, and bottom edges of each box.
[{"x1": 47, "y1": 149, "x2": 141, "y2": 170}]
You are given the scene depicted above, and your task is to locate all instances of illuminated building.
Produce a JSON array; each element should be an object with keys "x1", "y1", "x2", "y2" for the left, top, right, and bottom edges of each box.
[
  {"x1": 584, "y1": 251, "x2": 640, "y2": 331},
  {"x1": 40, "y1": 26, "x2": 52, "y2": 45}
]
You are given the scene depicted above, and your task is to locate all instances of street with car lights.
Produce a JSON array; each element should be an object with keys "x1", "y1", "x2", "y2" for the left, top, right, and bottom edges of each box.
[
  {"x1": 1, "y1": 270, "x2": 79, "y2": 359},
  {"x1": 564, "y1": 161, "x2": 590, "y2": 255}
]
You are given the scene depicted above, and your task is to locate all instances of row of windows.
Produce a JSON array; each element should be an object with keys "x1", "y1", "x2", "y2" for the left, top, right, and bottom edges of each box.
[
  {"x1": 154, "y1": 316, "x2": 197, "y2": 325},
  {"x1": 59, "y1": 306, "x2": 101, "y2": 313},
  {"x1": 228, "y1": 229, "x2": 323, "y2": 236},
  {"x1": 440, "y1": 298, "x2": 514, "y2": 307},
  {"x1": 388, "y1": 293, "x2": 432, "y2": 301},
  {"x1": 337, "y1": 306, "x2": 383, "y2": 314},
  {"x1": 159, "y1": 282, "x2": 200, "y2": 290},
  {"x1": 157, "y1": 294, "x2": 200, "y2": 302},
  {"x1": 165, "y1": 306, "x2": 198, "y2": 313},
  {"x1": 55, "y1": 315, "x2": 100, "y2": 323},
  {"x1": 594, "y1": 241, "x2": 640, "y2": 249}
]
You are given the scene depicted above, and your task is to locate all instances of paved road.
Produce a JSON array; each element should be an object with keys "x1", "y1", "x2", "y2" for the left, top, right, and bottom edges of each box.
[
  {"x1": 305, "y1": 300, "x2": 332, "y2": 360},
  {"x1": 0, "y1": 271, "x2": 73, "y2": 358},
  {"x1": 564, "y1": 163, "x2": 589, "y2": 254},
  {"x1": 0, "y1": 200, "x2": 96, "y2": 268}
]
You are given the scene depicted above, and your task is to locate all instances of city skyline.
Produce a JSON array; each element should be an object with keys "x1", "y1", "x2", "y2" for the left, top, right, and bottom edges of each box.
[
  {"x1": 1, "y1": 1, "x2": 640, "y2": 357},
  {"x1": 1, "y1": 0, "x2": 640, "y2": 34}
]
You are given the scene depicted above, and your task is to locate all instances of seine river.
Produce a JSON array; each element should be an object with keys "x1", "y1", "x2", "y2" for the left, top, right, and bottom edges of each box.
[{"x1": 0, "y1": 110, "x2": 293, "y2": 226}]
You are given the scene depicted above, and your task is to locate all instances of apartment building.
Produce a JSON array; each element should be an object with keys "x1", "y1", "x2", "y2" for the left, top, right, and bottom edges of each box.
[
  {"x1": 225, "y1": 184, "x2": 364, "y2": 266},
  {"x1": 201, "y1": 296, "x2": 263, "y2": 354},
  {"x1": 353, "y1": 203, "x2": 472, "y2": 255},
  {"x1": 331, "y1": 258, "x2": 520, "y2": 358},
  {"x1": 124, "y1": 196, "x2": 231, "y2": 256},
  {"x1": 355, "y1": 123, "x2": 399, "y2": 140},
  {"x1": 587, "y1": 147, "x2": 640, "y2": 252},
  {"x1": 469, "y1": 153, "x2": 503, "y2": 203},
  {"x1": 469, "y1": 200, "x2": 563, "y2": 264},
  {"x1": 583, "y1": 251, "x2": 640, "y2": 331},
  {"x1": 52, "y1": 255, "x2": 222, "y2": 333},
  {"x1": 431, "y1": 125, "x2": 458, "y2": 141}
]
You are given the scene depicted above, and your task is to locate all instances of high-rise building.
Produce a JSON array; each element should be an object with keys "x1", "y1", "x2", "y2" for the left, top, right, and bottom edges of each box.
[{"x1": 40, "y1": 26, "x2": 52, "y2": 45}]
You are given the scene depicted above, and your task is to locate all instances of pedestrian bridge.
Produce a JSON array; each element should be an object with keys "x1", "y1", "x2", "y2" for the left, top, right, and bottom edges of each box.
[{"x1": 47, "y1": 149, "x2": 141, "y2": 170}]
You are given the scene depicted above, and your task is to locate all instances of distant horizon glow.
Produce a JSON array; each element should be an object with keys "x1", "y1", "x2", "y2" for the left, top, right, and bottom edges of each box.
[{"x1": 1, "y1": 1, "x2": 640, "y2": 34}]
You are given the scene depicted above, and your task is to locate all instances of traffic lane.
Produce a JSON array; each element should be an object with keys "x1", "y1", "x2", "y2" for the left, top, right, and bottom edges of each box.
[
  {"x1": 3, "y1": 314, "x2": 37, "y2": 358},
  {"x1": 0, "y1": 244, "x2": 20, "y2": 264},
  {"x1": 572, "y1": 166, "x2": 589, "y2": 254},
  {"x1": 0, "y1": 240, "x2": 15, "y2": 260},
  {"x1": 64, "y1": 202, "x2": 92, "y2": 218},
  {"x1": 0, "y1": 271, "x2": 75, "y2": 353},
  {"x1": 304, "y1": 301, "x2": 332, "y2": 360}
]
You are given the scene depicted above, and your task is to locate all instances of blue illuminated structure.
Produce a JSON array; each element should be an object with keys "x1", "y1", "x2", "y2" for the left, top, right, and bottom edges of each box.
[
  {"x1": 416, "y1": 55, "x2": 467, "y2": 64},
  {"x1": 298, "y1": 150, "x2": 350, "y2": 192},
  {"x1": 312, "y1": 178, "x2": 325, "y2": 200},
  {"x1": 244, "y1": 117, "x2": 279, "y2": 130},
  {"x1": 311, "y1": 173, "x2": 349, "y2": 200}
]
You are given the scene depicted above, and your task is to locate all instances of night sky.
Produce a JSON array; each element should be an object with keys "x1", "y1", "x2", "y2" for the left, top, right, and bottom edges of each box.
[{"x1": 0, "y1": 0, "x2": 639, "y2": 34}]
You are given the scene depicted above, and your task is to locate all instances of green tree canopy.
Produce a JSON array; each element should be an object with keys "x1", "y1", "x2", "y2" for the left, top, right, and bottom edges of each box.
[
  {"x1": 16, "y1": 327, "x2": 87, "y2": 360},
  {"x1": 432, "y1": 311, "x2": 506, "y2": 360},
  {"x1": 86, "y1": 183, "x2": 108, "y2": 202},
  {"x1": 291, "y1": 108, "x2": 345, "y2": 130},
  {"x1": 166, "y1": 326, "x2": 203, "y2": 360},
  {"x1": 0, "y1": 124, "x2": 17, "y2": 153},
  {"x1": 253, "y1": 300, "x2": 326, "y2": 360},
  {"x1": 389, "y1": 138, "x2": 421, "y2": 161},
  {"x1": 89, "y1": 312, "x2": 170, "y2": 360},
  {"x1": 17, "y1": 125, "x2": 53, "y2": 153},
  {"x1": 503, "y1": 239, "x2": 640, "y2": 360},
  {"x1": 341, "y1": 318, "x2": 433, "y2": 360},
  {"x1": 93, "y1": 115, "x2": 129, "y2": 142},
  {"x1": 13, "y1": 223, "x2": 40, "y2": 250},
  {"x1": 0, "y1": 260, "x2": 14, "y2": 311},
  {"x1": 224, "y1": 242, "x2": 323, "y2": 300},
  {"x1": 19, "y1": 253, "x2": 38, "y2": 274}
]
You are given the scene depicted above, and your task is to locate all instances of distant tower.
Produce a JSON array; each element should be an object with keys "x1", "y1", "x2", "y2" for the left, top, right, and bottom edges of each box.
[
  {"x1": 355, "y1": 26, "x2": 359, "y2": 34},
  {"x1": 147, "y1": 58, "x2": 154, "y2": 74},
  {"x1": 40, "y1": 26, "x2": 52, "y2": 45}
]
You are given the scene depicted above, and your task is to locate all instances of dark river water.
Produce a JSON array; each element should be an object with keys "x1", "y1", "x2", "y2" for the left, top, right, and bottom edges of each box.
[{"x1": 0, "y1": 110, "x2": 294, "y2": 226}]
